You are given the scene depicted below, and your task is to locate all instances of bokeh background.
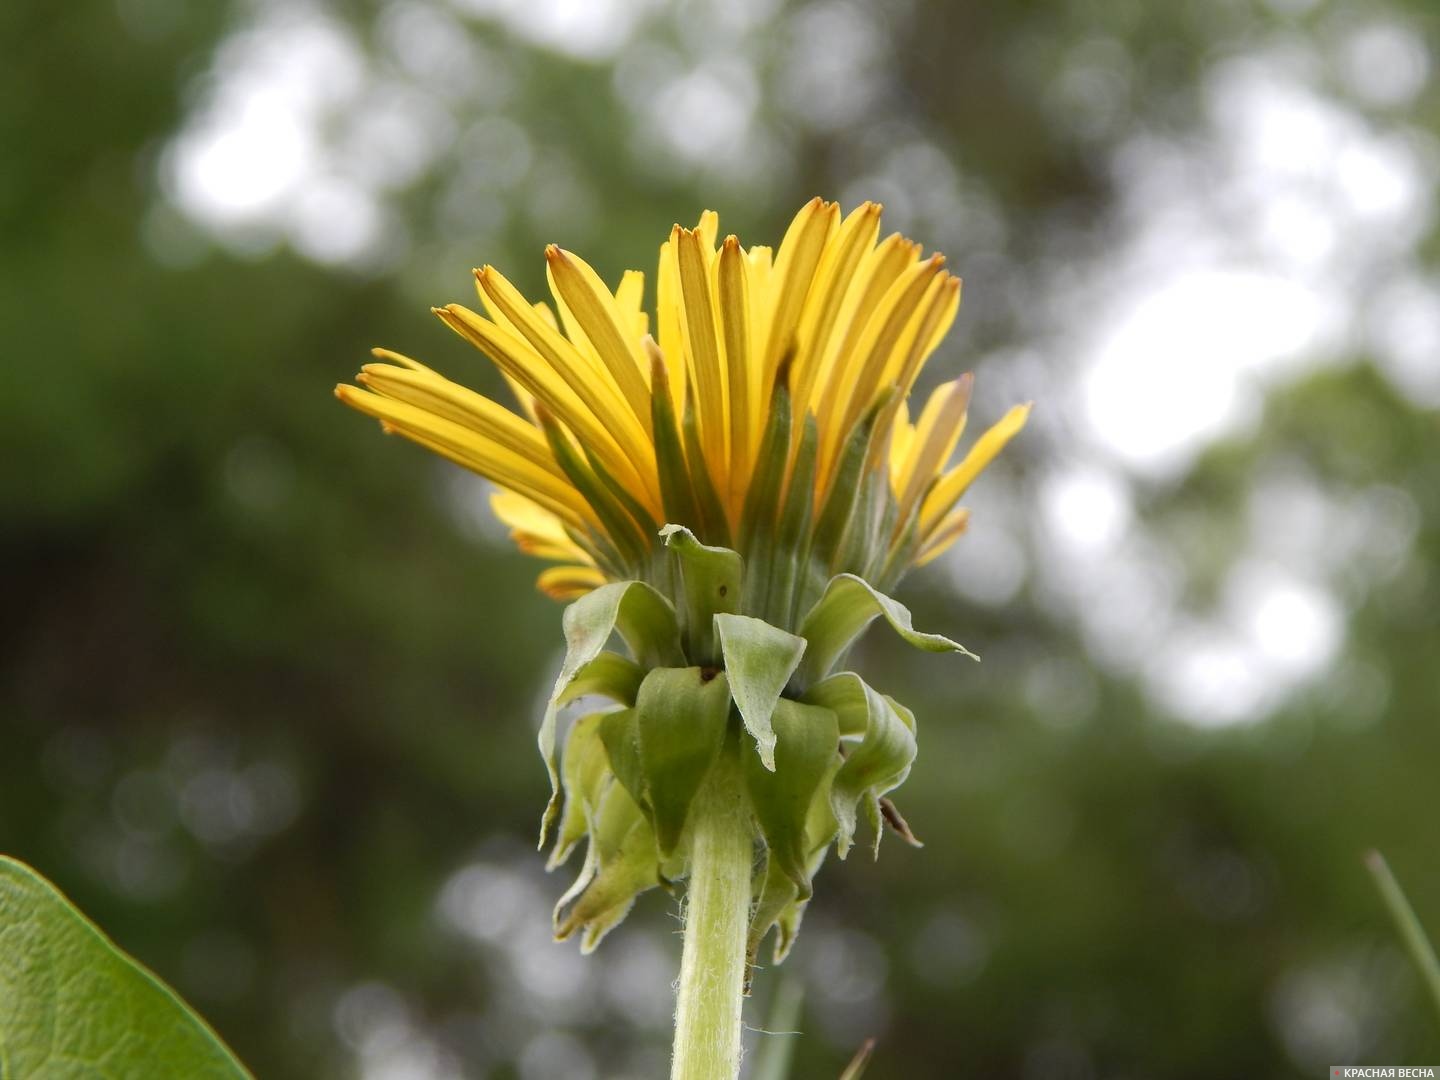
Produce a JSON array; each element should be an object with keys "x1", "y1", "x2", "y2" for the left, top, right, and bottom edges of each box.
[{"x1": 4, "y1": 0, "x2": 1440, "y2": 1076}]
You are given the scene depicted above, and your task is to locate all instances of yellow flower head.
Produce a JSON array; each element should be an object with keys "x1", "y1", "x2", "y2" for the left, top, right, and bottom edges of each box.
[{"x1": 337, "y1": 198, "x2": 1028, "y2": 620}]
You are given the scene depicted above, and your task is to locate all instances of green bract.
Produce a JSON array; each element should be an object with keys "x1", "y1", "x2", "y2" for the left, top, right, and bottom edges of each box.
[{"x1": 543, "y1": 520, "x2": 975, "y2": 967}]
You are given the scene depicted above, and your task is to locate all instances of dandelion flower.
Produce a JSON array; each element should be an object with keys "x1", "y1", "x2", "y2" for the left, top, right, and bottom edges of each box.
[
  {"x1": 337, "y1": 198, "x2": 1029, "y2": 1080},
  {"x1": 337, "y1": 198, "x2": 1027, "y2": 611}
]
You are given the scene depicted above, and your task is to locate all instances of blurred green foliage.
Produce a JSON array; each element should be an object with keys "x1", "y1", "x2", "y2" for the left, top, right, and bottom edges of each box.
[{"x1": 2, "y1": 0, "x2": 1438, "y2": 1077}]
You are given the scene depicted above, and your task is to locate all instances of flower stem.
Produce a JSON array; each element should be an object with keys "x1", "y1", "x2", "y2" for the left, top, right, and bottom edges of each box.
[
  {"x1": 1366, "y1": 850, "x2": 1440, "y2": 1022},
  {"x1": 672, "y1": 742, "x2": 751, "y2": 1080}
]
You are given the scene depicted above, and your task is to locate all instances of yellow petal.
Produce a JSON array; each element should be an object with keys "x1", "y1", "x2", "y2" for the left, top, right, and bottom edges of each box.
[
  {"x1": 888, "y1": 399, "x2": 914, "y2": 488},
  {"x1": 746, "y1": 244, "x2": 773, "y2": 293},
  {"x1": 895, "y1": 375, "x2": 973, "y2": 522},
  {"x1": 695, "y1": 209, "x2": 719, "y2": 252},
  {"x1": 655, "y1": 237, "x2": 688, "y2": 415},
  {"x1": 491, "y1": 490, "x2": 594, "y2": 564},
  {"x1": 357, "y1": 362, "x2": 561, "y2": 480},
  {"x1": 867, "y1": 273, "x2": 963, "y2": 467},
  {"x1": 342, "y1": 199, "x2": 1026, "y2": 593},
  {"x1": 456, "y1": 308, "x2": 542, "y2": 422},
  {"x1": 921, "y1": 402, "x2": 1032, "y2": 534},
  {"x1": 915, "y1": 508, "x2": 970, "y2": 566},
  {"x1": 537, "y1": 565, "x2": 605, "y2": 600},
  {"x1": 545, "y1": 245, "x2": 654, "y2": 435},
  {"x1": 615, "y1": 269, "x2": 649, "y2": 343},
  {"x1": 543, "y1": 264, "x2": 603, "y2": 371},
  {"x1": 674, "y1": 225, "x2": 729, "y2": 498},
  {"x1": 918, "y1": 277, "x2": 963, "y2": 380},
  {"x1": 490, "y1": 488, "x2": 570, "y2": 538},
  {"x1": 811, "y1": 234, "x2": 918, "y2": 454},
  {"x1": 744, "y1": 244, "x2": 774, "y2": 385},
  {"x1": 790, "y1": 201, "x2": 882, "y2": 420},
  {"x1": 716, "y1": 235, "x2": 756, "y2": 508},
  {"x1": 476, "y1": 266, "x2": 622, "y2": 408},
  {"x1": 761, "y1": 197, "x2": 838, "y2": 389},
  {"x1": 820, "y1": 254, "x2": 946, "y2": 484},
  {"x1": 436, "y1": 300, "x2": 662, "y2": 516},
  {"x1": 531, "y1": 300, "x2": 562, "y2": 332},
  {"x1": 335, "y1": 384, "x2": 593, "y2": 529},
  {"x1": 499, "y1": 371, "x2": 539, "y2": 422},
  {"x1": 842, "y1": 258, "x2": 947, "y2": 421},
  {"x1": 891, "y1": 275, "x2": 962, "y2": 396},
  {"x1": 370, "y1": 347, "x2": 435, "y2": 374}
]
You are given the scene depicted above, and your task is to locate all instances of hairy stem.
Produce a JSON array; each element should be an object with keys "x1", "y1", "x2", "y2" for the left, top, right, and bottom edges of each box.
[{"x1": 672, "y1": 743, "x2": 751, "y2": 1080}]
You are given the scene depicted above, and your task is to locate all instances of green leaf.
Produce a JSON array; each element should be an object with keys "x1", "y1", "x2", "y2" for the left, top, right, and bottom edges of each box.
[
  {"x1": 738, "y1": 365, "x2": 794, "y2": 615},
  {"x1": 861, "y1": 471, "x2": 902, "y2": 583},
  {"x1": 538, "y1": 580, "x2": 683, "y2": 848},
  {"x1": 747, "y1": 776, "x2": 838, "y2": 971},
  {"x1": 550, "y1": 711, "x2": 615, "y2": 869},
  {"x1": 715, "y1": 612, "x2": 807, "y2": 771},
  {"x1": 803, "y1": 674, "x2": 917, "y2": 858},
  {"x1": 774, "y1": 892, "x2": 809, "y2": 965},
  {"x1": 833, "y1": 461, "x2": 887, "y2": 578},
  {"x1": 874, "y1": 505, "x2": 922, "y2": 591},
  {"x1": 586, "y1": 444, "x2": 661, "y2": 548},
  {"x1": 682, "y1": 383, "x2": 733, "y2": 548},
  {"x1": 553, "y1": 780, "x2": 663, "y2": 953},
  {"x1": 557, "y1": 650, "x2": 644, "y2": 707},
  {"x1": 537, "y1": 408, "x2": 651, "y2": 568},
  {"x1": 796, "y1": 573, "x2": 976, "y2": 688},
  {"x1": 800, "y1": 670, "x2": 871, "y2": 736},
  {"x1": 747, "y1": 853, "x2": 799, "y2": 976},
  {"x1": 0, "y1": 855, "x2": 252, "y2": 1079},
  {"x1": 634, "y1": 666, "x2": 734, "y2": 857},
  {"x1": 765, "y1": 413, "x2": 819, "y2": 630},
  {"x1": 810, "y1": 389, "x2": 892, "y2": 575},
  {"x1": 660, "y1": 524, "x2": 743, "y2": 664},
  {"x1": 744, "y1": 698, "x2": 838, "y2": 898},
  {"x1": 599, "y1": 707, "x2": 646, "y2": 810},
  {"x1": 649, "y1": 346, "x2": 706, "y2": 535}
]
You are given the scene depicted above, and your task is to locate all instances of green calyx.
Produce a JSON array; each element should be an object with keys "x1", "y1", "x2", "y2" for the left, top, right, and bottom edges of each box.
[
  {"x1": 587, "y1": 360, "x2": 964, "y2": 640},
  {"x1": 541, "y1": 520, "x2": 976, "y2": 968}
]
